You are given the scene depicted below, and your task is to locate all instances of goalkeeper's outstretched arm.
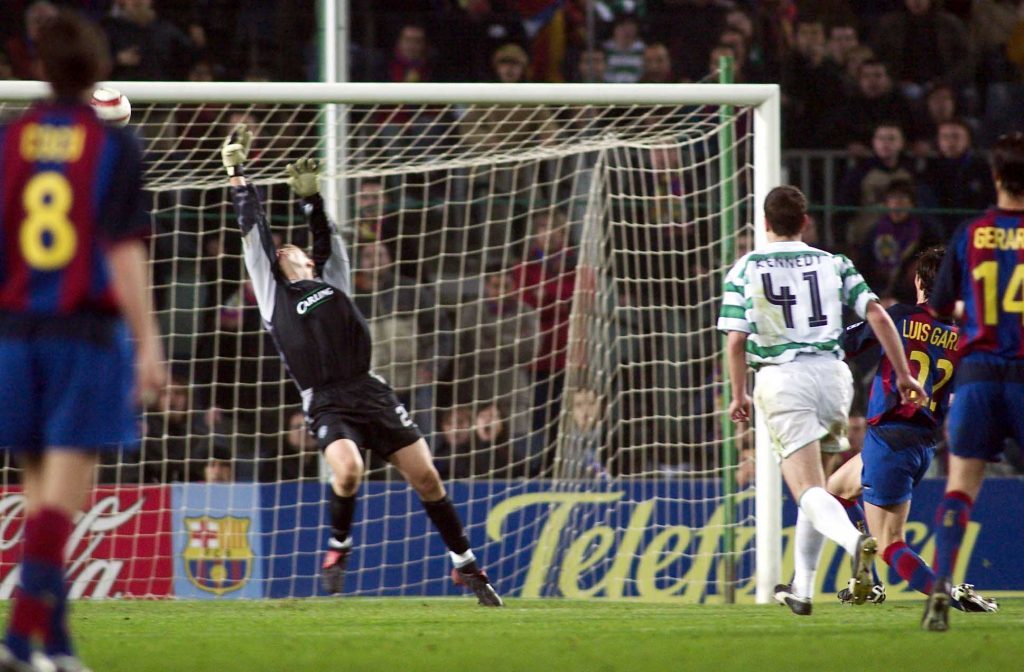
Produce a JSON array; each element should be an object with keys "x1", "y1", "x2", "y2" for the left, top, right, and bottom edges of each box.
[
  {"x1": 287, "y1": 158, "x2": 352, "y2": 295},
  {"x1": 222, "y1": 124, "x2": 283, "y2": 322}
]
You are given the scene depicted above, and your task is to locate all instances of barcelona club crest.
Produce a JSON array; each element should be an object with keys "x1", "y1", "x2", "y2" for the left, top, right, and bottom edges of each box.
[{"x1": 183, "y1": 516, "x2": 253, "y2": 596}]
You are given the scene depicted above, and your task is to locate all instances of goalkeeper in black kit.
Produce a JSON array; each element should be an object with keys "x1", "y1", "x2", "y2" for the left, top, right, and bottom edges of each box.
[{"x1": 221, "y1": 125, "x2": 503, "y2": 606}]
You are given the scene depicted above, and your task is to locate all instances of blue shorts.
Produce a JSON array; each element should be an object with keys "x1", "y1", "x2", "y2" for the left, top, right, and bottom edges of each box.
[
  {"x1": 946, "y1": 358, "x2": 1024, "y2": 462},
  {"x1": 861, "y1": 425, "x2": 934, "y2": 507},
  {"x1": 0, "y1": 322, "x2": 138, "y2": 452}
]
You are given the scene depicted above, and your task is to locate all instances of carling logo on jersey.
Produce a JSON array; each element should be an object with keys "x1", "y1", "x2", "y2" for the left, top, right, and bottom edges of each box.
[
  {"x1": 182, "y1": 516, "x2": 254, "y2": 596},
  {"x1": 296, "y1": 287, "x2": 334, "y2": 315}
]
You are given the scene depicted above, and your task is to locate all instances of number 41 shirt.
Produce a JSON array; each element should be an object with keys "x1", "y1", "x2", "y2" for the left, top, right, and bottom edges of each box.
[{"x1": 717, "y1": 241, "x2": 879, "y2": 369}]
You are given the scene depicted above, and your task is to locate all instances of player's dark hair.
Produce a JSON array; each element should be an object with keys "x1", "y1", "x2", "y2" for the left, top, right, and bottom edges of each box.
[
  {"x1": 915, "y1": 246, "x2": 945, "y2": 300},
  {"x1": 764, "y1": 186, "x2": 807, "y2": 237},
  {"x1": 36, "y1": 11, "x2": 110, "y2": 98},
  {"x1": 991, "y1": 132, "x2": 1024, "y2": 198}
]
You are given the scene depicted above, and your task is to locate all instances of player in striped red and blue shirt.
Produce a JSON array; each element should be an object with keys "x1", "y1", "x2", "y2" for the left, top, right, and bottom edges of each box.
[
  {"x1": 0, "y1": 12, "x2": 163, "y2": 671},
  {"x1": 921, "y1": 132, "x2": 1024, "y2": 631},
  {"x1": 828, "y1": 248, "x2": 995, "y2": 612}
]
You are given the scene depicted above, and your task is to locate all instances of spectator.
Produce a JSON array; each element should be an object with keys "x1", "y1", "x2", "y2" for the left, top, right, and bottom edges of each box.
[
  {"x1": 836, "y1": 121, "x2": 917, "y2": 245},
  {"x1": 459, "y1": 58, "x2": 559, "y2": 237},
  {"x1": 0, "y1": 51, "x2": 13, "y2": 80},
  {"x1": 437, "y1": 0, "x2": 527, "y2": 82},
  {"x1": 826, "y1": 58, "x2": 915, "y2": 153},
  {"x1": 920, "y1": 118, "x2": 997, "y2": 236},
  {"x1": 639, "y1": 41, "x2": 676, "y2": 83},
  {"x1": 910, "y1": 83, "x2": 962, "y2": 155},
  {"x1": 103, "y1": 0, "x2": 197, "y2": 81},
  {"x1": 752, "y1": 0, "x2": 797, "y2": 82},
  {"x1": 491, "y1": 42, "x2": 529, "y2": 83},
  {"x1": 602, "y1": 10, "x2": 645, "y2": 83},
  {"x1": 660, "y1": 0, "x2": 728, "y2": 82},
  {"x1": 388, "y1": 23, "x2": 431, "y2": 83},
  {"x1": 872, "y1": 0, "x2": 973, "y2": 97},
  {"x1": 259, "y1": 410, "x2": 320, "y2": 482},
  {"x1": 718, "y1": 26, "x2": 762, "y2": 81},
  {"x1": 839, "y1": 43, "x2": 874, "y2": 94},
  {"x1": 433, "y1": 403, "x2": 538, "y2": 479},
  {"x1": 825, "y1": 19, "x2": 859, "y2": 69},
  {"x1": 782, "y1": 16, "x2": 844, "y2": 148},
  {"x1": 971, "y1": 0, "x2": 1020, "y2": 83},
  {"x1": 707, "y1": 42, "x2": 740, "y2": 80},
  {"x1": 353, "y1": 241, "x2": 453, "y2": 442},
  {"x1": 575, "y1": 47, "x2": 607, "y2": 83},
  {"x1": 513, "y1": 209, "x2": 577, "y2": 443},
  {"x1": 351, "y1": 182, "x2": 443, "y2": 283},
  {"x1": 433, "y1": 405, "x2": 475, "y2": 479},
  {"x1": 202, "y1": 445, "x2": 234, "y2": 484},
  {"x1": 561, "y1": 387, "x2": 607, "y2": 478},
  {"x1": 724, "y1": 6, "x2": 773, "y2": 81},
  {"x1": 855, "y1": 181, "x2": 942, "y2": 303},
  {"x1": 448, "y1": 265, "x2": 539, "y2": 438},
  {"x1": 4, "y1": 0, "x2": 57, "y2": 80},
  {"x1": 143, "y1": 373, "x2": 214, "y2": 483}
]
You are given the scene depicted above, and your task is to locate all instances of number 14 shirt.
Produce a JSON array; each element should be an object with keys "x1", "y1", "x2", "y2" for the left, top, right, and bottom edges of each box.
[
  {"x1": 717, "y1": 241, "x2": 878, "y2": 369},
  {"x1": 929, "y1": 208, "x2": 1024, "y2": 361}
]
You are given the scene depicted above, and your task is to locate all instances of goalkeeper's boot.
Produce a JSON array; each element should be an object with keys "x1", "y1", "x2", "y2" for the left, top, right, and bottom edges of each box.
[
  {"x1": 952, "y1": 583, "x2": 998, "y2": 613},
  {"x1": 321, "y1": 547, "x2": 351, "y2": 596},
  {"x1": 0, "y1": 645, "x2": 34, "y2": 672},
  {"x1": 773, "y1": 584, "x2": 812, "y2": 616},
  {"x1": 837, "y1": 582, "x2": 886, "y2": 605},
  {"x1": 922, "y1": 576, "x2": 952, "y2": 632},
  {"x1": 48, "y1": 654, "x2": 93, "y2": 672},
  {"x1": 849, "y1": 534, "x2": 878, "y2": 605},
  {"x1": 451, "y1": 568, "x2": 504, "y2": 607}
]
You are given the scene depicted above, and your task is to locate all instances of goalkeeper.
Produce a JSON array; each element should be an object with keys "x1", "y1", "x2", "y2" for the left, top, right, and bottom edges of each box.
[{"x1": 221, "y1": 125, "x2": 502, "y2": 606}]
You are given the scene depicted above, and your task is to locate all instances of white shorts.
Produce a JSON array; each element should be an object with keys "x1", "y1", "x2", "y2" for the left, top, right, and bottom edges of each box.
[{"x1": 754, "y1": 355, "x2": 853, "y2": 461}]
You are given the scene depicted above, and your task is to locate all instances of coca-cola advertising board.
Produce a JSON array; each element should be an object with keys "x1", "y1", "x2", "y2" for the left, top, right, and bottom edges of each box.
[{"x1": 0, "y1": 486, "x2": 173, "y2": 598}]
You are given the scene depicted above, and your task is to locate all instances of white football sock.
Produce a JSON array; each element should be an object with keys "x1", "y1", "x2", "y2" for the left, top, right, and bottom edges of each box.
[
  {"x1": 798, "y1": 486, "x2": 863, "y2": 557},
  {"x1": 793, "y1": 509, "x2": 825, "y2": 600},
  {"x1": 450, "y1": 549, "x2": 476, "y2": 569},
  {"x1": 328, "y1": 536, "x2": 352, "y2": 550}
]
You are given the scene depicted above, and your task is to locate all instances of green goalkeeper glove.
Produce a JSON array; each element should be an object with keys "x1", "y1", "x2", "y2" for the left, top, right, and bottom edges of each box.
[
  {"x1": 221, "y1": 123, "x2": 253, "y2": 177},
  {"x1": 286, "y1": 158, "x2": 322, "y2": 198}
]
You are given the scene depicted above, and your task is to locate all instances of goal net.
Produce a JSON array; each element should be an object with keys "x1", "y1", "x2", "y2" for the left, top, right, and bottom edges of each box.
[{"x1": 0, "y1": 82, "x2": 781, "y2": 603}]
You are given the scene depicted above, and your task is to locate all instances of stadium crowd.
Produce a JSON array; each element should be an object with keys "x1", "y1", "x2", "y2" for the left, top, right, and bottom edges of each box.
[{"x1": 3, "y1": 0, "x2": 1023, "y2": 483}]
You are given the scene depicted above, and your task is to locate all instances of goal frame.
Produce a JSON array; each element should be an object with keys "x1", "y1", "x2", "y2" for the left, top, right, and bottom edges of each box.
[{"x1": 0, "y1": 80, "x2": 782, "y2": 604}]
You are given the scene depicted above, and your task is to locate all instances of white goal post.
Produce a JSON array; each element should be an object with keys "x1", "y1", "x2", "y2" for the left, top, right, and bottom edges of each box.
[{"x1": 0, "y1": 81, "x2": 781, "y2": 603}]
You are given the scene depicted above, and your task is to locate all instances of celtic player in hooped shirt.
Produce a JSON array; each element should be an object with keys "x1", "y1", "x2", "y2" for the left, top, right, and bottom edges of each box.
[{"x1": 718, "y1": 185, "x2": 927, "y2": 616}]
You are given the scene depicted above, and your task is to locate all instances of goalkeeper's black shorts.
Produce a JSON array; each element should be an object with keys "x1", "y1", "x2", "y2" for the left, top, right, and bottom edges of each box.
[{"x1": 306, "y1": 372, "x2": 422, "y2": 457}]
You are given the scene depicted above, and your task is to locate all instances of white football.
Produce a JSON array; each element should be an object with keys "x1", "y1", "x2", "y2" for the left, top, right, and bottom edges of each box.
[{"x1": 90, "y1": 87, "x2": 131, "y2": 127}]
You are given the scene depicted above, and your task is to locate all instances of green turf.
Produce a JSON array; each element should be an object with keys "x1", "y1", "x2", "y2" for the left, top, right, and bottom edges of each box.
[{"x1": 67, "y1": 598, "x2": 1023, "y2": 672}]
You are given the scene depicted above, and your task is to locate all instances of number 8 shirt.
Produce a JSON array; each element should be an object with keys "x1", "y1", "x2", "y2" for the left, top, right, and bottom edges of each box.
[
  {"x1": 718, "y1": 241, "x2": 879, "y2": 460},
  {"x1": 0, "y1": 100, "x2": 147, "y2": 451}
]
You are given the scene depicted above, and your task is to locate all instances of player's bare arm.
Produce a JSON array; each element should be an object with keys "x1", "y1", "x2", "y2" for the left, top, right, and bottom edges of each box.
[
  {"x1": 864, "y1": 301, "x2": 927, "y2": 406},
  {"x1": 726, "y1": 330, "x2": 751, "y2": 423},
  {"x1": 107, "y1": 241, "x2": 166, "y2": 404}
]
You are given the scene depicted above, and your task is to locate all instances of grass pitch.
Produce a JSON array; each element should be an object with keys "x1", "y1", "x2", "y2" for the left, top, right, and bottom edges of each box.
[{"x1": 70, "y1": 598, "x2": 1023, "y2": 672}]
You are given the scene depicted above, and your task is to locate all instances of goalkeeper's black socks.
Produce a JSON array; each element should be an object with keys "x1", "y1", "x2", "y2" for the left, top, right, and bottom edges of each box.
[
  {"x1": 421, "y1": 495, "x2": 479, "y2": 573},
  {"x1": 329, "y1": 492, "x2": 357, "y2": 548}
]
